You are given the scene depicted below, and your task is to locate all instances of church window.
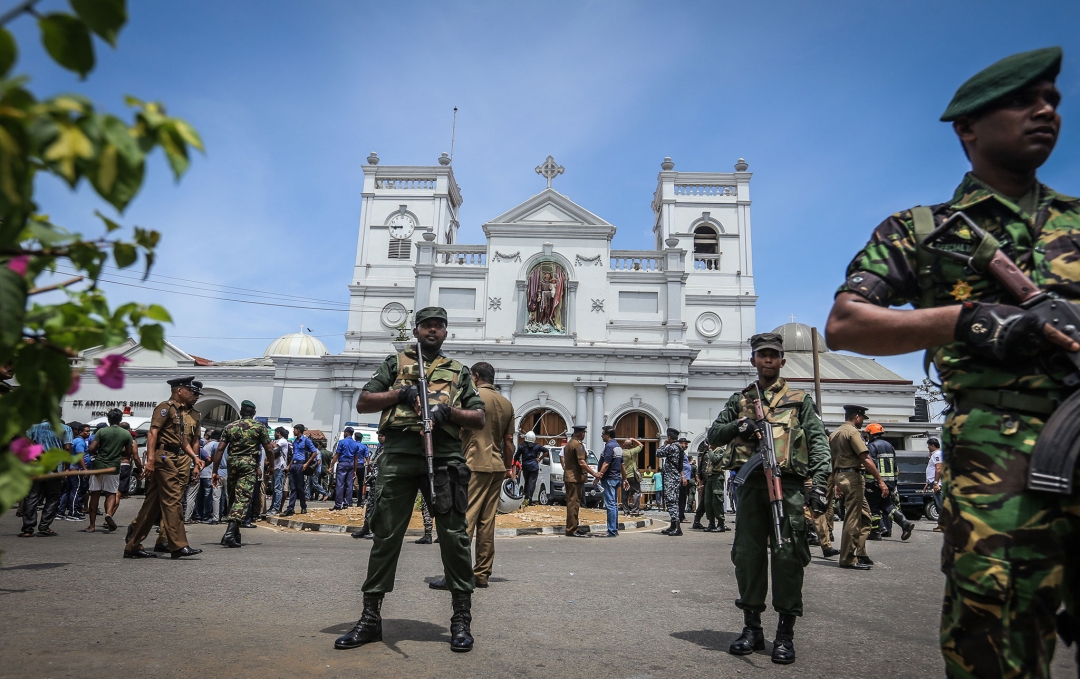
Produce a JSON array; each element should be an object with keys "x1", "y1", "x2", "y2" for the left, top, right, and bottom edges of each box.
[
  {"x1": 618, "y1": 291, "x2": 658, "y2": 313},
  {"x1": 388, "y1": 238, "x2": 411, "y2": 260},
  {"x1": 438, "y1": 287, "x2": 476, "y2": 310},
  {"x1": 693, "y1": 225, "x2": 720, "y2": 270}
]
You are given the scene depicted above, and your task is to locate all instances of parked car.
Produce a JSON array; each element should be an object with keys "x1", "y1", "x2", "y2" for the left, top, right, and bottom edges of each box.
[{"x1": 525, "y1": 445, "x2": 603, "y2": 508}]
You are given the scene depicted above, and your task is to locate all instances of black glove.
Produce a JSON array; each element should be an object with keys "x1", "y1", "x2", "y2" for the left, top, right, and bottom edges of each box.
[
  {"x1": 397, "y1": 385, "x2": 419, "y2": 406},
  {"x1": 429, "y1": 403, "x2": 451, "y2": 427},
  {"x1": 736, "y1": 417, "x2": 759, "y2": 440},
  {"x1": 807, "y1": 486, "x2": 828, "y2": 514},
  {"x1": 955, "y1": 301, "x2": 1044, "y2": 362}
]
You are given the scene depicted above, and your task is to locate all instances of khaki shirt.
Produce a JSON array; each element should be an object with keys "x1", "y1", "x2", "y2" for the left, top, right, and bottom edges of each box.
[
  {"x1": 562, "y1": 438, "x2": 588, "y2": 483},
  {"x1": 461, "y1": 384, "x2": 515, "y2": 473},
  {"x1": 150, "y1": 399, "x2": 200, "y2": 450},
  {"x1": 828, "y1": 421, "x2": 867, "y2": 470}
]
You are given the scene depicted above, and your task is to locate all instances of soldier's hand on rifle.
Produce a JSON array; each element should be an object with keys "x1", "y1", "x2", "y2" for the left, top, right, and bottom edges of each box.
[
  {"x1": 956, "y1": 302, "x2": 1050, "y2": 361},
  {"x1": 736, "y1": 417, "x2": 760, "y2": 441},
  {"x1": 398, "y1": 385, "x2": 419, "y2": 412},
  {"x1": 429, "y1": 403, "x2": 451, "y2": 426}
]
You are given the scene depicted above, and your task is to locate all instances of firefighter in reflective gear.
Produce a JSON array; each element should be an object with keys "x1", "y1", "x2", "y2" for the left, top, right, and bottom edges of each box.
[{"x1": 863, "y1": 423, "x2": 914, "y2": 541}]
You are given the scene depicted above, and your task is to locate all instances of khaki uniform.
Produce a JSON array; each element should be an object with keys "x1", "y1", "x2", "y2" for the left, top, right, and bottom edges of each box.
[
  {"x1": 828, "y1": 422, "x2": 871, "y2": 566},
  {"x1": 126, "y1": 399, "x2": 200, "y2": 552},
  {"x1": 562, "y1": 438, "x2": 588, "y2": 535},
  {"x1": 460, "y1": 384, "x2": 515, "y2": 585}
]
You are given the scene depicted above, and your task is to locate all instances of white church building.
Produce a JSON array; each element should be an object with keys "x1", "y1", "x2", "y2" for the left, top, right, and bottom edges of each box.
[{"x1": 64, "y1": 154, "x2": 938, "y2": 466}]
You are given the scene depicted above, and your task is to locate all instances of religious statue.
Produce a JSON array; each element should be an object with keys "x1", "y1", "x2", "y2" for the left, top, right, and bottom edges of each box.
[{"x1": 525, "y1": 261, "x2": 566, "y2": 334}]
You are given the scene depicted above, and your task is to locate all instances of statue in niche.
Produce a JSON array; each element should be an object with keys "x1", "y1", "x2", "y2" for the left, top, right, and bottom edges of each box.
[{"x1": 525, "y1": 261, "x2": 566, "y2": 334}]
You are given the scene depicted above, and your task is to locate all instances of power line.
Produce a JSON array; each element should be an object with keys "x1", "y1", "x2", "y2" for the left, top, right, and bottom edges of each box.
[{"x1": 85, "y1": 275, "x2": 358, "y2": 312}]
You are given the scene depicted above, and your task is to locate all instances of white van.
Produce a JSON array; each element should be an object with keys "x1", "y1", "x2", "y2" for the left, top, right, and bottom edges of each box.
[{"x1": 527, "y1": 445, "x2": 603, "y2": 508}]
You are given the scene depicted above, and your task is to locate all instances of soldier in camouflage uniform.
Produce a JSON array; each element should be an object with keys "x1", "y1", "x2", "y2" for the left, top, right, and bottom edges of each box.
[
  {"x1": 211, "y1": 399, "x2": 275, "y2": 549},
  {"x1": 336, "y1": 307, "x2": 486, "y2": 654},
  {"x1": 655, "y1": 428, "x2": 686, "y2": 536},
  {"x1": 701, "y1": 444, "x2": 729, "y2": 532},
  {"x1": 708, "y1": 332, "x2": 831, "y2": 665},
  {"x1": 827, "y1": 47, "x2": 1080, "y2": 678}
]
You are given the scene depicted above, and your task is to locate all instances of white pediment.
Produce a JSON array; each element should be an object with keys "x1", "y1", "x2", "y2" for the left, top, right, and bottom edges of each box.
[
  {"x1": 521, "y1": 204, "x2": 576, "y2": 223},
  {"x1": 485, "y1": 188, "x2": 613, "y2": 227}
]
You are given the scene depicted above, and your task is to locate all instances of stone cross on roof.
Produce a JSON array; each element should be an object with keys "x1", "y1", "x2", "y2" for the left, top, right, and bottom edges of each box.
[{"x1": 535, "y1": 155, "x2": 564, "y2": 189}]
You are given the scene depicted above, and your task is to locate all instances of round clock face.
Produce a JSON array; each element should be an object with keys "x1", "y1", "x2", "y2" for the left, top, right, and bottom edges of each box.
[{"x1": 388, "y1": 213, "x2": 415, "y2": 239}]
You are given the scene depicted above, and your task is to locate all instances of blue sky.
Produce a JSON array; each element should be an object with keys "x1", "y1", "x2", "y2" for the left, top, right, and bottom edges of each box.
[{"x1": 15, "y1": 1, "x2": 1080, "y2": 382}]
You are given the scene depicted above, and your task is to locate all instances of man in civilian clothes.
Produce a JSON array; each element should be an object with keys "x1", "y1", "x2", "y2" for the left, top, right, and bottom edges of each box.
[
  {"x1": 282, "y1": 424, "x2": 319, "y2": 516},
  {"x1": 596, "y1": 426, "x2": 624, "y2": 537}
]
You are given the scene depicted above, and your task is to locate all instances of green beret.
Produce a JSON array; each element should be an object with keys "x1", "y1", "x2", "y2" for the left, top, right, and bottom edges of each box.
[
  {"x1": 240, "y1": 400, "x2": 256, "y2": 410},
  {"x1": 941, "y1": 46, "x2": 1062, "y2": 122},
  {"x1": 414, "y1": 306, "x2": 448, "y2": 325},
  {"x1": 749, "y1": 332, "x2": 785, "y2": 353}
]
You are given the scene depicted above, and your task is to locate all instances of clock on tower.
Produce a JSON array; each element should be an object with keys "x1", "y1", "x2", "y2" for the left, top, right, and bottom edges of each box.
[{"x1": 388, "y1": 212, "x2": 416, "y2": 239}]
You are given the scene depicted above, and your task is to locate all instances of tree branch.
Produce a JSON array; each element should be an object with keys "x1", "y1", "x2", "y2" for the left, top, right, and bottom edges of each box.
[
  {"x1": 0, "y1": 0, "x2": 42, "y2": 26},
  {"x1": 28, "y1": 275, "x2": 83, "y2": 295}
]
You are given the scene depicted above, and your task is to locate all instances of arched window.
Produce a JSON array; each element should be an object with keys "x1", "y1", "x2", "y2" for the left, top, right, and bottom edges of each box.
[{"x1": 693, "y1": 225, "x2": 720, "y2": 270}]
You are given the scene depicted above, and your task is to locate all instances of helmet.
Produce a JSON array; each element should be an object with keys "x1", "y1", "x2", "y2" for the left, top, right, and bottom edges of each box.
[
  {"x1": 497, "y1": 477, "x2": 524, "y2": 514},
  {"x1": 865, "y1": 422, "x2": 885, "y2": 436},
  {"x1": 524, "y1": 431, "x2": 536, "y2": 443}
]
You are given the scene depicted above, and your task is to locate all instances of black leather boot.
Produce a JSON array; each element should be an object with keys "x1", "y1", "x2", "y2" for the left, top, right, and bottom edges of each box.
[
  {"x1": 415, "y1": 531, "x2": 433, "y2": 544},
  {"x1": 450, "y1": 592, "x2": 474, "y2": 652},
  {"x1": 900, "y1": 518, "x2": 915, "y2": 541},
  {"x1": 671, "y1": 522, "x2": 683, "y2": 536},
  {"x1": 868, "y1": 529, "x2": 881, "y2": 541},
  {"x1": 771, "y1": 613, "x2": 796, "y2": 664},
  {"x1": 704, "y1": 520, "x2": 716, "y2": 532},
  {"x1": 352, "y1": 520, "x2": 371, "y2": 539},
  {"x1": 335, "y1": 594, "x2": 383, "y2": 649},
  {"x1": 660, "y1": 520, "x2": 678, "y2": 535},
  {"x1": 729, "y1": 610, "x2": 765, "y2": 655},
  {"x1": 221, "y1": 520, "x2": 241, "y2": 548}
]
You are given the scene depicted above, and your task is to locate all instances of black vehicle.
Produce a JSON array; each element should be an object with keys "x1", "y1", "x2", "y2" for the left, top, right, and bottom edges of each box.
[{"x1": 896, "y1": 452, "x2": 937, "y2": 522}]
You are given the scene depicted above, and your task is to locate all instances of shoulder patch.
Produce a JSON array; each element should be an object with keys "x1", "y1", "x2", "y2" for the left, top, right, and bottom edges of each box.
[{"x1": 160, "y1": 408, "x2": 169, "y2": 417}]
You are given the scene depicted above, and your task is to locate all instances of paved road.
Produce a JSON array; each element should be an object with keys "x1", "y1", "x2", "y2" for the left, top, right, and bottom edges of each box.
[{"x1": 1, "y1": 501, "x2": 1075, "y2": 678}]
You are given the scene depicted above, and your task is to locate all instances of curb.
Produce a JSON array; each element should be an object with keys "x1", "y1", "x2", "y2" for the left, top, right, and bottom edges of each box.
[{"x1": 263, "y1": 516, "x2": 654, "y2": 536}]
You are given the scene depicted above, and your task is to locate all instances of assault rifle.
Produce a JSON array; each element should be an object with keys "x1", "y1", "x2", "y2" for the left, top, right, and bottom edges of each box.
[
  {"x1": 922, "y1": 211, "x2": 1080, "y2": 494},
  {"x1": 414, "y1": 339, "x2": 437, "y2": 504},
  {"x1": 749, "y1": 382, "x2": 789, "y2": 546}
]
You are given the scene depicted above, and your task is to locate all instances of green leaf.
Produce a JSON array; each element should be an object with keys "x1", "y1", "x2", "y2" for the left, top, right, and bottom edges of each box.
[
  {"x1": 0, "y1": 266, "x2": 27, "y2": 347},
  {"x1": 0, "y1": 28, "x2": 17, "y2": 78},
  {"x1": 69, "y1": 0, "x2": 126, "y2": 47},
  {"x1": 0, "y1": 452, "x2": 33, "y2": 517},
  {"x1": 38, "y1": 13, "x2": 95, "y2": 78},
  {"x1": 94, "y1": 210, "x2": 121, "y2": 233},
  {"x1": 32, "y1": 448, "x2": 77, "y2": 475},
  {"x1": 139, "y1": 322, "x2": 163, "y2": 351},
  {"x1": 112, "y1": 241, "x2": 136, "y2": 268},
  {"x1": 146, "y1": 304, "x2": 171, "y2": 322}
]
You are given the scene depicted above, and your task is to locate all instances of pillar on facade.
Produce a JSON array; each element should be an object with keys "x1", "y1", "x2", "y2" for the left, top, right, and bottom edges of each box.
[
  {"x1": 333, "y1": 388, "x2": 356, "y2": 437},
  {"x1": 496, "y1": 378, "x2": 514, "y2": 403},
  {"x1": 666, "y1": 384, "x2": 684, "y2": 432},
  {"x1": 591, "y1": 384, "x2": 607, "y2": 453},
  {"x1": 575, "y1": 384, "x2": 589, "y2": 426}
]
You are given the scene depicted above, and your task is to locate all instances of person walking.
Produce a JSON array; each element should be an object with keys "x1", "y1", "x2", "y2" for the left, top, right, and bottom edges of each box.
[
  {"x1": 621, "y1": 437, "x2": 643, "y2": 516},
  {"x1": 123, "y1": 377, "x2": 204, "y2": 559},
  {"x1": 924, "y1": 438, "x2": 943, "y2": 532},
  {"x1": 431, "y1": 361, "x2": 514, "y2": 589},
  {"x1": 708, "y1": 332, "x2": 832, "y2": 664},
  {"x1": 336, "y1": 307, "x2": 486, "y2": 653},
  {"x1": 655, "y1": 428, "x2": 687, "y2": 536},
  {"x1": 595, "y1": 426, "x2": 624, "y2": 537},
  {"x1": 56, "y1": 423, "x2": 87, "y2": 522},
  {"x1": 282, "y1": 424, "x2": 319, "y2": 516},
  {"x1": 268, "y1": 427, "x2": 289, "y2": 514},
  {"x1": 19, "y1": 418, "x2": 73, "y2": 538},
  {"x1": 513, "y1": 431, "x2": 547, "y2": 506},
  {"x1": 83, "y1": 408, "x2": 132, "y2": 533},
  {"x1": 561, "y1": 424, "x2": 596, "y2": 537},
  {"x1": 863, "y1": 423, "x2": 914, "y2": 541},
  {"x1": 212, "y1": 400, "x2": 275, "y2": 548},
  {"x1": 829, "y1": 405, "x2": 887, "y2": 570},
  {"x1": 331, "y1": 427, "x2": 362, "y2": 511}
]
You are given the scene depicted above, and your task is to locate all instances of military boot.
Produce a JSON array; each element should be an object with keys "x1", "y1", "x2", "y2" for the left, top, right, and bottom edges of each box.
[
  {"x1": 334, "y1": 593, "x2": 383, "y2": 649},
  {"x1": 771, "y1": 613, "x2": 796, "y2": 664},
  {"x1": 220, "y1": 520, "x2": 241, "y2": 548},
  {"x1": 900, "y1": 517, "x2": 915, "y2": 541},
  {"x1": 415, "y1": 530, "x2": 433, "y2": 544},
  {"x1": 670, "y1": 522, "x2": 683, "y2": 536},
  {"x1": 660, "y1": 520, "x2": 678, "y2": 535},
  {"x1": 715, "y1": 520, "x2": 730, "y2": 533},
  {"x1": 868, "y1": 528, "x2": 881, "y2": 541},
  {"x1": 728, "y1": 610, "x2": 765, "y2": 655},
  {"x1": 692, "y1": 519, "x2": 704, "y2": 530},
  {"x1": 450, "y1": 592, "x2": 474, "y2": 652},
  {"x1": 705, "y1": 520, "x2": 716, "y2": 532}
]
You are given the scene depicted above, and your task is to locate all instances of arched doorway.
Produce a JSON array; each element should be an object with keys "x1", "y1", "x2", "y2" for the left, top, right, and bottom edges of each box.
[
  {"x1": 613, "y1": 411, "x2": 661, "y2": 471},
  {"x1": 195, "y1": 399, "x2": 238, "y2": 432},
  {"x1": 518, "y1": 408, "x2": 569, "y2": 447}
]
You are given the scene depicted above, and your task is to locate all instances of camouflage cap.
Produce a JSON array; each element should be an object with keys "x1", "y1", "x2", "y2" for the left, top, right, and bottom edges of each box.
[
  {"x1": 941, "y1": 46, "x2": 1062, "y2": 121},
  {"x1": 414, "y1": 306, "x2": 448, "y2": 325},
  {"x1": 240, "y1": 400, "x2": 256, "y2": 410},
  {"x1": 749, "y1": 332, "x2": 785, "y2": 353}
]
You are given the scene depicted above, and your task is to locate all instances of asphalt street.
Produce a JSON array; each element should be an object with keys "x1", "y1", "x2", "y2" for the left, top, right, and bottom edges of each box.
[{"x1": 1, "y1": 501, "x2": 1076, "y2": 679}]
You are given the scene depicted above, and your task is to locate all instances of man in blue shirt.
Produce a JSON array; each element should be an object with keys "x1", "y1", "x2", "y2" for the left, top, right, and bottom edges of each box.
[
  {"x1": 595, "y1": 426, "x2": 624, "y2": 537},
  {"x1": 58, "y1": 423, "x2": 89, "y2": 520},
  {"x1": 353, "y1": 431, "x2": 370, "y2": 506},
  {"x1": 282, "y1": 424, "x2": 319, "y2": 516},
  {"x1": 332, "y1": 427, "x2": 365, "y2": 510},
  {"x1": 19, "y1": 419, "x2": 74, "y2": 537}
]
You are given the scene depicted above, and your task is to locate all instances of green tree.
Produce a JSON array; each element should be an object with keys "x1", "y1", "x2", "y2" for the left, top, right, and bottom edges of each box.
[{"x1": 0, "y1": 0, "x2": 202, "y2": 511}]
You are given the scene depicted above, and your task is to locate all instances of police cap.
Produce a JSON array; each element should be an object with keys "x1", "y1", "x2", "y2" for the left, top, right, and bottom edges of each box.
[
  {"x1": 843, "y1": 404, "x2": 869, "y2": 416},
  {"x1": 414, "y1": 306, "x2": 448, "y2": 326},
  {"x1": 190, "y1": 380, "x2": 203, "y2": 396},
  {"x1": 941, "y1": 46, "x2": 1062, "y2": 122},
  {"x1": 572, "y1": 424, "x2": 588, "y2": 432},
  {"x1": 167, "y1": 376, "x2": 197, "y2": 390},
  {"x1": 678, "y1": 433, "x2": 690, "y2": 443},
  {"x1": 749, "y1": 332, "x2": 785, "y2": 354}
]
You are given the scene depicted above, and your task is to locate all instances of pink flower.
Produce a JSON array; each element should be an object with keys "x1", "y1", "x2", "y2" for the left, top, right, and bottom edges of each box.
[
  {"x1": 10, "y1": 437, "x2": 43, "y2": 463},
  {"x1": 7, "y1": 255, "x2": 29, "y2": 276},
  {"x1": 95, "y1": 354, "x2": 130, "y2": 389},
  {"x1": 67, "y1": 371, "x2": 81, "y2": 395}
]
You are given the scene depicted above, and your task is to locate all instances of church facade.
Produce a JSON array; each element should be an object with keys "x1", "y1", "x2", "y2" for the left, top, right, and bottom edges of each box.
[{"x1": 63, "y1": 154, "x2": 938, "y2": 466}]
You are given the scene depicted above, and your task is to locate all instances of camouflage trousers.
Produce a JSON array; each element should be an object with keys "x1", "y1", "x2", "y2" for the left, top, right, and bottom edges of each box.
[
  {"x1": 663, "y1": 469, "x2": 682, "y2": 522},
  {"x1": 226, "y1": 456, "x2": 259, "y2": 522},
  {"x1": 940, "y1": 402, "x2": 1080, "y2": 679}
]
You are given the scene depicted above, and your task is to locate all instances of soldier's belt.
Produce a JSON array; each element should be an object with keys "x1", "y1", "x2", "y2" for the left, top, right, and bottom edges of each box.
[
  {"x1": 835, "y1": 467, "x2": 861, "y2": 473},
  {"x1": 159, "y1": 443, "x2": 181, "y2": 454},
  {"x1": 951, "y1": 389, "x2": 1060, "y2": 416}
]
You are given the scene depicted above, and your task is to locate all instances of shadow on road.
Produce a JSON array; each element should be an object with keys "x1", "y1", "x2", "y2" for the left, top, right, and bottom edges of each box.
[
  {"x1": 320, "y1": 619, "x2": 449, "y2": 659},
  {"x1": 671, "y1": 629, "x2": 743, "y2": 652},
  {"x1": 2, "y1": 562, "x2": 71, "y2": 571}
]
